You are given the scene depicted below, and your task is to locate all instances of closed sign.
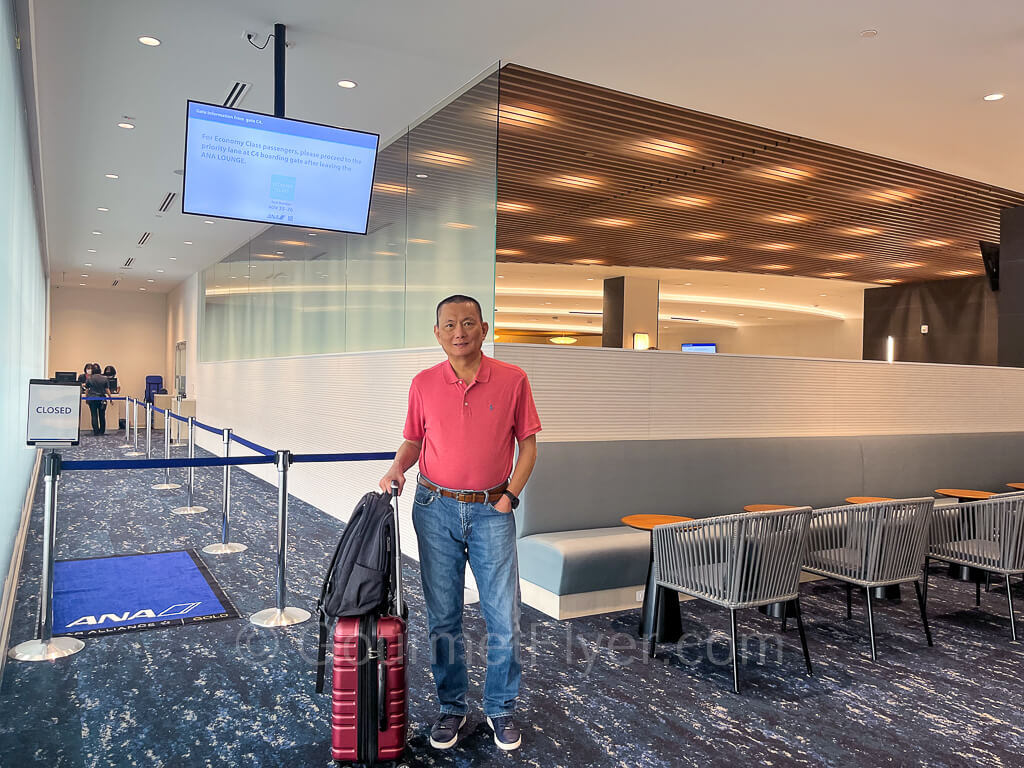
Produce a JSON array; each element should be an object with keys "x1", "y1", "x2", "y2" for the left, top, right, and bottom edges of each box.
[{"x1": 27, "y1": 380, "x2": 81, "y2": 445}]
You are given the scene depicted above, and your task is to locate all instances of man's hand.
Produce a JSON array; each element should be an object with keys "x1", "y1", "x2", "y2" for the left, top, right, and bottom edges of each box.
[
  {"x1": 380, "y1": 467, "x2": 406, "y2": 496},
  {"x1": 492, "y1": 494, "x2": 513, "y2": 514}
]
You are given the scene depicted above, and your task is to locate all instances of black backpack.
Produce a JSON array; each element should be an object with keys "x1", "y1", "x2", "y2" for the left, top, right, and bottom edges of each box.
[{"x1": 315, "y1": 489, "x2": 397, "y2": 692}]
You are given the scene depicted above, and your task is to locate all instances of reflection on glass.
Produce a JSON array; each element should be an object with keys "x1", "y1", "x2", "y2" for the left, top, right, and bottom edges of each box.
[{"x1": 199, "y1": 65, "x2": 499, "y2": 362}]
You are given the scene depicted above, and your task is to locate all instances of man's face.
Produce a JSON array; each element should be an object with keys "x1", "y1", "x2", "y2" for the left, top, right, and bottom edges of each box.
[{"x1": 434, "y1": 302, "x2": 488, "y2": 360}]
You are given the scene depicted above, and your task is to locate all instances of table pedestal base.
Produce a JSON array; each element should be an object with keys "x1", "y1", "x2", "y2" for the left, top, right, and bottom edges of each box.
[
  {"x1": 948, "y1": 564, "x2": 988, "y2": 583},
  {"x1": 759, "y1": 601, "x2": 797, "y2": 619},
  {"x1": 639, "y1": 553, "x2": 682, "y2": 643},
  {"x1": 869, "y1": 584, "x2": 902, "y2": 601}
]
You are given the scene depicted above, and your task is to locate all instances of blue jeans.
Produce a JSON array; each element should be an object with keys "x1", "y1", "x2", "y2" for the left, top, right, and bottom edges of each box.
[{"x1": 412, "y1": 483, "x2": 521, "y2": 718}]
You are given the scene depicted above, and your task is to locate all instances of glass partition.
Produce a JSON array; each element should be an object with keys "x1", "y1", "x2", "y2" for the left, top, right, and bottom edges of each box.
[{"x1": 199, "y1": 65, "x2": 499, "y2": 361}]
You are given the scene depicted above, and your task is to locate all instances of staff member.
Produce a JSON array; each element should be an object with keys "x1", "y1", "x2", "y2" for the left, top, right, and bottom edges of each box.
[
  {"x1": 84, "y1": 366, "x2": 112, "y2": 435},
  {"x1": 380, "y1": 294, "x2": 540, "y2": 753}
]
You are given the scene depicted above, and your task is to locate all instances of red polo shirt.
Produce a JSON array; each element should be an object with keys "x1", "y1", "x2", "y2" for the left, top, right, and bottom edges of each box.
[{"x1": 403, "y1": 354, "x2": 541, "y2": 491}]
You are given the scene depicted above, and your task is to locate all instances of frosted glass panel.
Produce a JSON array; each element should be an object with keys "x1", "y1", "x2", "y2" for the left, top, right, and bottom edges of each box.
[
  {"x1": 199, "y1": 65, "x2": 499, "y2": 361},
  {"x1": 405, "y1": 69, "x2": 498, "y2": 346}
]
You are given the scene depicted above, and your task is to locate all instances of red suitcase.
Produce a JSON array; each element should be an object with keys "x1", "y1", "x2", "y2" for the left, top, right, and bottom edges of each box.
[
  {"x1": 329, "y1": 483, "x2": 409, "y2": 766},
  {"x1": 331, "y1": 614, "x2": 408, "y2": 765}
]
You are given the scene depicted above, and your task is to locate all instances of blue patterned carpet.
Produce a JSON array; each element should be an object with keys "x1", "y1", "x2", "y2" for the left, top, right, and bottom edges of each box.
[{"x1": 2, "y1": 433, "x2": 1023, "y2": 767}]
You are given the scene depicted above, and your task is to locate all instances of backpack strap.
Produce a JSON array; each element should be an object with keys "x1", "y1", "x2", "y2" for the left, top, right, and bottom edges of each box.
[{"x1": 315, "y1": 609, "x2": 329, "y2": 694}]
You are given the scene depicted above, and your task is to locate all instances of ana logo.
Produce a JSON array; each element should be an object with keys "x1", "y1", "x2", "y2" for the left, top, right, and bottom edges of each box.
[
  {"x1": 65, "y1": 602, "x2": 203, "y2": 627},
  {"x1": 489, "y1": 404, "x2": 494, "y2": 411}
]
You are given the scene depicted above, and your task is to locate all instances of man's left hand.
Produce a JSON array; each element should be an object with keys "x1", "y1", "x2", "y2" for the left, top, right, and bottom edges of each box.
[{"x1": 492, "y1": 494, "x2": 513, "y2": 514}]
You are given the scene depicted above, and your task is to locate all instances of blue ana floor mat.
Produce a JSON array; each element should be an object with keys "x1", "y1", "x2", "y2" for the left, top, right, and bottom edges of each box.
[{"x1": 52, "y1": 549, "x2": 239, "y2": 637}]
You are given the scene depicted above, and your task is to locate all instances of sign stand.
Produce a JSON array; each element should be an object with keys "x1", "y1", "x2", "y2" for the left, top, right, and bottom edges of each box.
[{"x1": 11, "y1": 384, "x2": 86, "y2": 661}]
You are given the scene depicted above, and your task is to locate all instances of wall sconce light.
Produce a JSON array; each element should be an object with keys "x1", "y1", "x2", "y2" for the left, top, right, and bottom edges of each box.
[
  {"x1": 886, "y1": 335, "x2": 895, "y2": 364},
  {"x1": 633, "y1": 332, "x2": 651, "y2": 351}
]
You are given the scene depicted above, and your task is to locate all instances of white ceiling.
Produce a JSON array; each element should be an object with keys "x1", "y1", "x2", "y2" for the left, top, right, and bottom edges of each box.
[{"x1": 23, "y1": 0, "x2": 1024, "y2": 295}]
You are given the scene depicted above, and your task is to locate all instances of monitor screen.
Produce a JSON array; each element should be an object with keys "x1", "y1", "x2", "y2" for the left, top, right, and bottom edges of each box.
[
  {"x1": 53, "y1": 371, "x2": 77, "y2": 384},
  {"x1": 182, "y1": 101, "x2": 379, "y2": 234},
  {"x1": 681, "y1": 343, "x2": 717, "y2": 354}
]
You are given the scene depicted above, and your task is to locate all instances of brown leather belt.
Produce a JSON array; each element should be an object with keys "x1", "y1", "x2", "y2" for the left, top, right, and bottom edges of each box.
[{"x1": 417, "y1": 475, "x2": 508, "y2": 504}]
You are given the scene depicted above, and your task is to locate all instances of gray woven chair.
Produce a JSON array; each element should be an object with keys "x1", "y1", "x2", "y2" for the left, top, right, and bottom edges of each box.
[
  {"x1": 803, "y1": 497, "x2": 934, "y2": 660},
  {"x1": 648, "y1": 506, "x2": 813, "y2": 693},
  {"x1": 924, "y1": 493, "x2": 1024, "y2": 640}
]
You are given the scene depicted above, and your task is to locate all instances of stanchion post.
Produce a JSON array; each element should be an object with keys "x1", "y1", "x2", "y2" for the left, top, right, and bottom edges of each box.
[
  {"x1": 152, "y1": 409, "x2": 181, "y2": 491},
  {"x1": 8, "y1": 452, "x2": 84, "y2": 661},
  {"x1": 250, "y1": 450, "x2": 310, "y2": 627},
  {"x1": 172, "y1": 416, "x2": 206, "y2": 515},
  {"x1": 145, "y1": 403, "x2": 153, "y2": 459},
  {"x1": 202, "y1": 428, "x2": 246, "y2": 554},
  {"x1": 118, "y1": 396, "x2": 132, "y2": 448},
  {"x1": 125, "y1": 397, "x2": 144, "y2": 456}
]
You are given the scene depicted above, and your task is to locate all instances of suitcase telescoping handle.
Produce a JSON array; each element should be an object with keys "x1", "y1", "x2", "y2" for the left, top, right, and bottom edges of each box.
[{"x1": 390, "y1": 481, "x2": 404, "y2": 618}]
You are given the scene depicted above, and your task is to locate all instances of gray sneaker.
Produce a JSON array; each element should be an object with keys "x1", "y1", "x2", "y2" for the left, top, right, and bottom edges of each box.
[
  {"x1": 486, "y1": 715, "x2": 522, "y2": 751},
  {"x1": 429, "y1": 713, "x2": 466, "y2": 750}
]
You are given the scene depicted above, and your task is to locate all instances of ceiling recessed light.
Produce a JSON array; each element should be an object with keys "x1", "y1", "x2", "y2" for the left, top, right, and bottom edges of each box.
[
  {"x1": 586, "y1": 277, "x2": 594, "y2": 281},
  {"x1": 738, "y1": 313, "x2": 745, "y2": 317},
  {"x1": 337, "y1": 80, "x2": 358, "y2": 89},
  {"x1": 688, "y1": 232, "x2": 726, "y2": 241},
  {"x1": 984, "y1": 93, "x2": 1005, "y2": 101},
  {"x1": 591, "y1": 217, "x2": 632, "y2": 227},
  {"x1": 550, "y1": 174, "x2": 600, "y2": 189},
  {"x1": 914, "y1": 238, "x2": 950, "y2": 247},
  {"x1": 819, "y1": 293, "x2": 828, "y2": 297},
  {"x1": 760, "y1": 264, "x2": 792, "y2": 270},
  {"x1": 755, "y1": 165, "x2": 813, "y2": 182},
  {"x1": 87, "y1": 249, "x2": 96, "y2": 253},
  {"x1": 156, "y1": 269, "x2": 164, "y2": 273},
  {"x1": 860, "y1": 29, "x2": 878, "y2": 38},
  {"x1": 79, "y1": 283, "x2": 86, "y2": 286},
  {"x1": 169, "y1": 256, "x2": 177, "y2": 260},
  {"x1": 758, "y1": 242, "x2": 794, "y2": 251},
  {"x1": 204, "y1": 220, "x2": 214, "y2": 224},
  {"x1": 104, "y1": 173, "x2": 118, "y2": 179},
  {"x1": 117, "y1": 122, "x2": 135, "y2": 130},
  {"x1": 497, "y1": 202, "x2": 534, "y2": 213},
  {"x1": 535, "y1": 234, "x2": 573, "y2": 243},
  {"x1": 415, "y1": 173, "x2": 429, "y2": 179},
  {"x1": 842, "y1": 226, "x2": 880, "y2": 236},
  {"x1": 684, "y1": 282, "x2": 693, "y2": 286},
  {"x1": 84, "y1": 263, "x2": 92, "y2": 267},
  {"x1": 138, "y1": 36, "x2": 161, "y2": 46},
  {"x1": 495, "y1": 248, "x2": 522, "y2": 256},
  {"x1": 307, "y1": 232, "x2": 317, "y2": 236},
  {"x1": 91, "y1": 230, "x2": 102, "y2": 235},
  {"x1": 765, "y1": 213, "x2": 808, "y2": 224},
  {"x1": 97, "y1": 207, "x2": 109, "y2": 212},
  {"x1": 665, "y1": 195, "x2": 711, "y2": 207},
  {"x1": 80, "y1": 274, "x2": 88, "y2": 277},
  {"x1": 147, "y1": 279, "x2": 155, "y2": 283},
  {"x1": 692, "y1": 255, "x2": 727, "y2": 262},
  {"x1": 891, "y1": 261, "x2": 924, "y2": 269},
  {"x1": 183, "y1": 241, "x2": 192, "y2": 245},
  {"x1": 415, "y1": 150, "x2": 472, "y2": 167},
  {"x1": 139, "y1": 287, "x2": 147, "y2": 291},
  {"x1": 275, "y1": 250, "x2": 284, "y2": 254}
]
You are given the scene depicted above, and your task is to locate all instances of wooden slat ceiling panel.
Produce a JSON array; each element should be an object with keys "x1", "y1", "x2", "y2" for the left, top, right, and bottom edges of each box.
[{"x1": 495, "y1": 64, "x2": 1024, "y2": 284}]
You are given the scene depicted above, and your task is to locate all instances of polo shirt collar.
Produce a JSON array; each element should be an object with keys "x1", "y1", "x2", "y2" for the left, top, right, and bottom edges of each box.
[{"x1": 443, "y1": 353, "x2": 492, "y2": 385}]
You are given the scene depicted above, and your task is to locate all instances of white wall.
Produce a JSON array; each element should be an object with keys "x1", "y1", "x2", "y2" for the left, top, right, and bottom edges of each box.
[
  {"x1": 49, "y1": 286, "x2": 168, "y2": 399},
  {"x1": 494, "y1": 343, "x2": 1024, "y2": 442},
  {"x1": 166, "y1": 274, "x2": 198, "y2": 398}
]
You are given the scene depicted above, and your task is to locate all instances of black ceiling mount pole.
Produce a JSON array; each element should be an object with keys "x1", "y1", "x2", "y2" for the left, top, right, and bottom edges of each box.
[{"x1": 274, "y1": 23, "x2": 286, "y2": 118}]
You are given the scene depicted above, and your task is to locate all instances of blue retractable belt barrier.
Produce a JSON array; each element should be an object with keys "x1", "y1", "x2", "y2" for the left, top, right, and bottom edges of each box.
[
  {"x1": 152, "y1": 406, "x2": 166, "y2": 415},
  {"x1": 229, "y1": 433, "x2": 275, "y2": 457},
  {"x1": 193, "y1": 419, "x2": 222, "y2": 436},
  {"x1": 62, "y1": 455, "x2": 275, "y2": 471},
  {"x1": 166, "y1": 411, "x2": 188, "y2": 423},
  {"x1": 291, "y1": 451, "x2": 397, "y2": 464}
]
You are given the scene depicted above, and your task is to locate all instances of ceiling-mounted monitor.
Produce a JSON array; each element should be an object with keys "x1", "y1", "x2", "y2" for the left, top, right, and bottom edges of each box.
[
  {"x1": 681, "y1": 343, "x2": 717, "y2": 354},
  {"x1": 182, "y1": 101, "x2": 379, "y2": 234}
]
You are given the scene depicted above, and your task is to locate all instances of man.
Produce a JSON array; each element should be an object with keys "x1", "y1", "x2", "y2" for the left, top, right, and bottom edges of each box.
[{"x1": 380, "y1": 294, "x2": 540, "y2": 752}]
